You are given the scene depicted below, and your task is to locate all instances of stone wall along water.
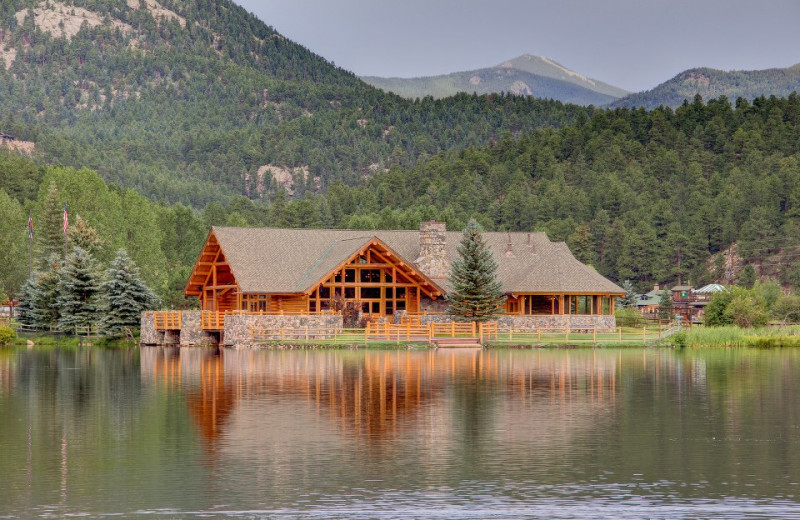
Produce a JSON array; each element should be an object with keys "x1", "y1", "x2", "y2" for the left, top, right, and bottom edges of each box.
[{"x1": 224, "y1": 313, "x2": 343, "y2": 348}]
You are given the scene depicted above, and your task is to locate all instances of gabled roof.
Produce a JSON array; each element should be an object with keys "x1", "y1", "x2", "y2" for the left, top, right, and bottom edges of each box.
[
  {"x1": 196, "y1": 226, "x2": 625, "y2": 296},
  {"x1": 694, "y1": 283, "x2": 726, "y2": 294}
]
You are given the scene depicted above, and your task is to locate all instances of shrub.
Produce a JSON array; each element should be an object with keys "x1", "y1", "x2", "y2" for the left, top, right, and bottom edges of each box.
[
  {"x1": 0, "y1": 325, "x2": 16, "y2": 346},
  {"x1": 615, "y1": 307, "x2": 645, "y2": 327},
  {"x1": 726, "y1": 288, "x2": 769, "y2": 328},
  {"x1": 670, "y1": 331, "x2": 687, "y2": 348}
]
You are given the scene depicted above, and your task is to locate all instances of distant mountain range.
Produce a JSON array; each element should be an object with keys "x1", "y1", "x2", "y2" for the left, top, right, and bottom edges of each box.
[
  {"x1": 613, "y1": 64, "x2": 800, "y2": 109},
  {"x1": 362, "y1": 55, "x2": 629, "y2": 106}
]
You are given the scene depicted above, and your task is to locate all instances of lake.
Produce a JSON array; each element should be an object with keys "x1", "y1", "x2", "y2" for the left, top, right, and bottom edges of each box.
[{"x1": 1, "y1": 346, "x2": 799, "y2": 518}]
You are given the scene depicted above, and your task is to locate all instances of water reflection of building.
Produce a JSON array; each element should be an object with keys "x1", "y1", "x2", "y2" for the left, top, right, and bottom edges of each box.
[{"x1": 139, "y1": 348, "x2": 657, "y2": 451}]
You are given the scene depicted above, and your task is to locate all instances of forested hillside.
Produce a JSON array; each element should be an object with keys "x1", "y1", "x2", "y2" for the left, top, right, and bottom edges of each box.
[
  {"x1": 614, "y1": 64, "x2": 800, "y2": 109},
  {"x1": 273, "y1": 94, "x2": 800, "y2": 292},
  {"x1": 3, "y1": 95, "x2": 800, "y2": 305},
  {"x1": 0, "y1": 0, "x2": 584, "y2": 206}
]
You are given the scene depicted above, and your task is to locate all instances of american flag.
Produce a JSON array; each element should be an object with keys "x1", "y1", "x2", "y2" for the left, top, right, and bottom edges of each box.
[
  {"x1": 63, "y1": 202, "x2": 68, "y2": 234},
  {"x1": 28, "y1": 211, "x2": 33, "y2": 239}
]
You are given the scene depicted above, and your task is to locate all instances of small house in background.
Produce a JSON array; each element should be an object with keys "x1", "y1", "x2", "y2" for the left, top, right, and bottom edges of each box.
[
  {"x1": 689, "y1": 284, "x2": 726, "y2": 322},
  {"x1": 671, "y1": 285, "x2": 694, "y2": 320},
  {"x1": 0, "y1": 133, "x2": 16, "y2": 142},
  {"x1": 635, "y1": 284, "x2": 666, "y2": 317}
]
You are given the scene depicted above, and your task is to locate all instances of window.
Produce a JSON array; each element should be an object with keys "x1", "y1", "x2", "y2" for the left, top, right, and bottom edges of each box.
[
  {"x1": 361, "y1": 287, "x2": 381, "y2": 299},
  {"x1": 344, "y1": 269, "x2": 355, "y2": 283},
  {"x1": 345, "y1": 287, "x2": 355, "y2": 298},
  {"x1": 360, "y1": 269, "x2": 381, "y2": 283},
  {"x1": 385, "y1": 287, "x2": 393, "y2": 299},
  {"x1": 319, "y1": 286, "x2": 330, "y2": 299}
]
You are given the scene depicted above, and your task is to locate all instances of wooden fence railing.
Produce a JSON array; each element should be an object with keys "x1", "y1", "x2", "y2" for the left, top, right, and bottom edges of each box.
[
  {"x1": 154, "y1": 311, "x2": 182, "y2": 330},
  {"x1": 248, "y1": 322, "x2": 671, "y2": 346}
]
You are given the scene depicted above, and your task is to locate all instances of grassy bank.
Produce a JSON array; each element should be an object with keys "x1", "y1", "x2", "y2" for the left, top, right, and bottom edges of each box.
[{"x1": 675, "y1": 325, "x2": 800, "y2": 347}]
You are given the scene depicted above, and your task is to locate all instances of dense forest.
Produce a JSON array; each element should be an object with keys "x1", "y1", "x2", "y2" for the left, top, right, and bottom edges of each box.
[
  {"x1": 1, "y1": 0, "x2": 799, "y2": 309},
  {"x1": 0, "y1": 0, "x2": 585, "y2": 206},
  {"x1": 2, "y1": 94, "x2": 800, "y2": 308}
]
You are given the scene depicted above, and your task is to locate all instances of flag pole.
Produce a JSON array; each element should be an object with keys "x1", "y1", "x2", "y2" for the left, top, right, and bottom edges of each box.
[
  {"x1": 28, "y1": 211, "x2": 33, "y2": 279},
  {"x1": 63, "y1": 202, "x2": 69, "y2": 257}
]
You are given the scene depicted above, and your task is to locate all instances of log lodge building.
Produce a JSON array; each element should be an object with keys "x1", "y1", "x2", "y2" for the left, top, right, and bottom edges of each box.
[{"x1": 142, "y1": 221, "x2": 624, "y2": 347}]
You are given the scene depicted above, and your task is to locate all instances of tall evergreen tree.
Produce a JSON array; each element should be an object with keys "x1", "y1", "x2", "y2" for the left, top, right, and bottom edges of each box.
[
  {"x1": 33, "y1": 255, "x2": 63, "y2": 330},
  {"x1": 68, "y1": 215, "x2": 103, "y2": 258},
  {"x1": 16, "y1": 277, "x2": 40, "y2": 329},
  {"x1": 37, "y1": 181, "x2": 66, "y2": 266},
  {"x1": 619, "y1": 280, "x2": 637, "y2": 308},
  {"x1": 99, "y1": 250, "x2": 160, "y2": 338},
  {"x1": 57, "y1": 247, "x2": 101, "y2": 333},
  {"x1": 448, "y1": 219, "x2": 505, "y2": 322},
  {"x1": 658, "y1": 289, "x2": 674, "y2": 321}
]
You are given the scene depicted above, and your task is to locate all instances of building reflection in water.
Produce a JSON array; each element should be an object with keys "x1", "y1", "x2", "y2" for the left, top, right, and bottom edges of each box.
[{"x1": 138, "y1": 347, "x2": 679, "y2": 450}]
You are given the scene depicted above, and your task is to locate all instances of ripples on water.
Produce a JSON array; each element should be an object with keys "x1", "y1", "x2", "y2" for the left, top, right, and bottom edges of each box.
[{"x1": 1, "y1": 346, "x2": 800, "y2": 518}]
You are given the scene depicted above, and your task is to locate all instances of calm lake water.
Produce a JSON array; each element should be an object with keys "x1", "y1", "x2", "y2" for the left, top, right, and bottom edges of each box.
[{"x1": 1, "y1": 346, "x2": 800, "y2": 519}]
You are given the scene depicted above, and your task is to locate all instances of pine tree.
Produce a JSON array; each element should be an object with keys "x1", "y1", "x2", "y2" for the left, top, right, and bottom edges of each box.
[
  {"x1": 33, "y1": 255, "x2": 63, "y2": 329},
  {"x1": 37, "y1": 181, "x2": 66, "y2": 267},
  {"x1": 99, "y1": 249, "x2": 160, "y2": 338},
  {"x1": 658, "y1": 289, "x2": 674, "y2": 321},
  {"x1": 16, "y1": 277, "x2": 40, "y2": 328},
  {"x1": 619, "y1": 280, "x2": 637, "y2": 308},
  {"x1": 68, "y1": 215, "x2": 103, "y2": 258},
  {"x1": 57, "y1": 247, "x2": 101, "y2": 333},
  {"x1": 448, "y1": 219, "x2": 505, "y2": 322}
]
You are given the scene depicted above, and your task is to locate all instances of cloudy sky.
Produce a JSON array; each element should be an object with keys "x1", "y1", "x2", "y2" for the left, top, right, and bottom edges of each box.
[{"x1": 233, "y1": 0, "x2": 800, "y2": 93}]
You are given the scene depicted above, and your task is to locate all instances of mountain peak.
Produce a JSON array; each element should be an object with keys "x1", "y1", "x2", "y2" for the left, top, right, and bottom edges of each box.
[{"x1": 494, "y1": 54, "x2": 628, "y2": 98}]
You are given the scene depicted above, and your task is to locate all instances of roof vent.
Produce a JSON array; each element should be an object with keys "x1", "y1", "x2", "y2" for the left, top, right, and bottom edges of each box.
[{"x1": 506, "y1": 233, "x2": 515, "y2": 257}]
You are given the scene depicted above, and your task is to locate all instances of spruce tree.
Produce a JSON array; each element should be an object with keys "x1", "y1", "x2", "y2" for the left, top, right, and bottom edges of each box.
[
  {"x1": 448, "y1": 219, "x2": 505, "y2": 322},
  {"x1": 68, "y1": 215, "x2": 103, "y2": 258},
  {"x1": 658, "y1": 289, "x2": 674, "y2": 322},
  {"x1": 619, "y1": 280, "x2": 637, "y2": 308},
  {"x1": 37, "y1": 182, "x2": 66, "y2": 267},
  {"x1": 99, "y1": 249, "x2": 160, "y2": 338},
  {"x1": 57, "y1": 247, "x2": 101, "y2": 333},
  {"x1": 33, "y1": 255, "x2": 63, "y2": 330},
  {"x1": 16, "y1": 277, "x2": 40, "y2": 329}
]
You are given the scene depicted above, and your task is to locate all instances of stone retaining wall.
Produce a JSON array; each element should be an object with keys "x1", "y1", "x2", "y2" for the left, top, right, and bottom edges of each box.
[
  {"x1": 223, "y1": 314, "x2": 343, "y2": 348},
  {"x1": 180, "y1": 311, "x2": 218, "y2": 346},
  {"x1": 139, "y1": 310, "x2": 217, "y2": 347},
  {"x1": 139, "y1": 312, "x2": 163, "y2": 345},
  {"x1": 496, "y1": 314, "x2": 617, "y2": 330},
  {"x1": 416, "y1": 313, "x2": 616, "y2": 330}
]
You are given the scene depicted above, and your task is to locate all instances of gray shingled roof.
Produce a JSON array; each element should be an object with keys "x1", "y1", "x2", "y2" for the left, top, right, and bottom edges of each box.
[{"x1": 210, "y1": 226, "x2": 625, "y2": 295}]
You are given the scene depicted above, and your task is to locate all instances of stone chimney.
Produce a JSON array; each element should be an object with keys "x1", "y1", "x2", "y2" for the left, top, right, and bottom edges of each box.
[
  {"x1": 653, "y1": 283, "x2": 660, "y2": 291},
  {"x1": 414, "y1": 220, "x2": 450, "y2": 279}
]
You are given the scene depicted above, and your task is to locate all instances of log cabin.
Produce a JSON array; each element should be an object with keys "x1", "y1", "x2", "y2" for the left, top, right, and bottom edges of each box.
[{"x1": 183, "y1": 221, "x2": 624, "y2": 326}]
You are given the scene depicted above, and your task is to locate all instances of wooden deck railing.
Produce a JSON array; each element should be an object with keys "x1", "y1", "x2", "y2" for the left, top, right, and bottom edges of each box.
[
  {"x1": 247, "y1": 322, "x2": 670, "y2": 346},
  {"x1": 154, "y1": 311, "x2": 182, "y2": 330},
  {"x1": 201, "y1": 310, "x2": 226, "y2": 330}
]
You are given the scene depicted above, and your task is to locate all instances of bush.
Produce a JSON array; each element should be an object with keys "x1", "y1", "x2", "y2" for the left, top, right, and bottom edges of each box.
[
  {"x1": 670, "y1": 331, "x2": 687, "y2": 348},
  {"x1": 615, "y1": 307, "x2": 645, "y2": 327},
  {"x1": 726, "y1": 288, "x2": 769, "y2": 328},
  {"x1": 706, "y1": 290, "x2": 734, "y2": 326},
  {"x1": 0, "y1": 325, "x2": 16, "y2": 346}
]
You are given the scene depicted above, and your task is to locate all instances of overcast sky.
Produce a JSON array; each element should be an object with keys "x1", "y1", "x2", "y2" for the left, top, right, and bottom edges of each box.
[{"x1": 233, "y1": 0, "x2": 800, "y2": 93}]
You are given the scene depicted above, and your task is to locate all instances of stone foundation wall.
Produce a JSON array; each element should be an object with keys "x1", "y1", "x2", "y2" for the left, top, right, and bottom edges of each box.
[
  {"x1": 416, "y1": 313, "x2": 616, "y2": 330},
  {"x1": 496, "y1": 314, "x2": 617, "y2": 330},
  {"x1": 420, "y1": 296, "x2": 449, "y2": 314},
  {"x1": 180, "y1": 311, "x2": 219, "y2": 346},
  {"x1": 224, "y1": 314, "x2": 343, "y2": 347},
  {"x1": 139, "y1": 312, "x2": 163, "y2": 345},
  {"x1": 139, "y1": 310, "x2": 217, "y2": 347}
]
